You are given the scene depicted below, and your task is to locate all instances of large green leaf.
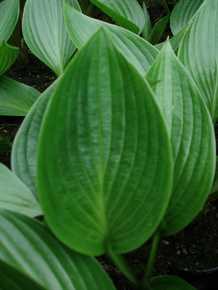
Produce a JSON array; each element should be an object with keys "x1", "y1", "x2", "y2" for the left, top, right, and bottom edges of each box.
[
  {"x1": 12, "y1": 82, "x2": 57, "y2": 195},
  {"x1": 0, "y1": 260, "x2": 45, "y2": 290},
  {"x1": 0, "y1": 163, "x2": 41, "y2": 217},
  {"x1": 0, "y1": 43, "x2": 19, "y2": 75},
  {"x1": 147, "y1": 42, "x2": 216, "y2": 235},
  {"x1": 0, "y1": 0, "x2": 19, "y2": 41},
  {"x1": 0, "y1": 209, "x2": 116, "y2": 290},
  {"x1": 151, "y1": 276, "x2": 196, "y2": 290},
  {"x1": 170, "y1": 0, "x2": 204, "y2": 35},
  {"x1": 90, "y1": 0, "x2": 145, "y2": 34},
  {"x1": 64, "y1": 3, "x2": 158, "y2": 75},
  {"x1": 22, "y1": 0, "x2": 79, "y2": 75},
  {"x1": 0, "y1": 76, "x2": 39, "y2": 116},
  {"x1": 178, "y1": 0, "x2": 218, "y2": 119},
  {"x1": 37, "y1": 29, "x2": 173, "y2": 256}
]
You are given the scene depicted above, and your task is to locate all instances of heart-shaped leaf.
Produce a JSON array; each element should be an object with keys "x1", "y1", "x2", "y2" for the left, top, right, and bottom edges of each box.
[
  {"x1": 90, "y1": 0, "x2": 145, "y2": 34},
  {"x1": 151, "y1": 276, "x2": 196, "y2": 290},
  {"x1": 0, "y1": 163, "x2": 41, "y2": 217},
  {"x1": 37, "y1": 28, "x2": 173, "y2": 256},
  {"x1": 64, "y1": 3, "x2": 158, "y2": 75},
  {"x1": 0, "y1": 76, "x2": 39, "y2": 116},
  {"x1": 22, "y1": 0, "x2": 79, "y2": 75},
  {"x1": 178, "y1": 0, "x2": 218, "y2": 119},
  {"x1": 12, "y1": 82, "x2": 57, "y2": 195},
  {"x1": 147, "y1": 42, "x2": 216, "y2": 235},
  {"x1": 0, "y1": 43, "x2": 19, "y2": 75},
  {"x1": 170, "y1": 0, "x2": 204, "y2": 35},
  {"x1": 0, "y1": 209, "x2": 116, "y2": 290},
  {"x1": 0, "y1": 0, "x2": 19, "y2": 41}
]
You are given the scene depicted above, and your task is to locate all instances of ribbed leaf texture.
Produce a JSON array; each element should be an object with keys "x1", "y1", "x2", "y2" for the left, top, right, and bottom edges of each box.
[
  {"x1": 0, "y1": 210, "x2": 116, "y2": 290},
  {"x1": 37, "y1": 29, "x2": 173, "y2": 256},
  {"x1": 90, "y1": 0, "x2": 145, "y2": 34},
  {"x1": 0, "y1": 77, "x2": 39, "y2": 116},
  {"x1": 147, "y1": 43, "x2": 216, "y2": 235},
  {"x1": 0, "y1": 0, "x2": 19, "y2": 41},
  {"x1": 178, "y1": 0, "x2": 218, "y2": 119},
  {"x1": 22, "y1": 0, "x2": 78, "y2": 75},
  {"x1": 64, "y1": 3, "x2": 158, "y2": 75},
  {"x1": 151, "y1": 276, "x2": 196, "y2": 290},
  {"x1": 0, "y1": 43, "x2": 19, "y2": 75}
]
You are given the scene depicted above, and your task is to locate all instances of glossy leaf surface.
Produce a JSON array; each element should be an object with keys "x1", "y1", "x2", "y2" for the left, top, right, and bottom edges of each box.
[
  {"x1": 0, "y1": 163, "x2": 41, "y2": 217},
  {"x1": 12, "y1": 83, "x2": 56, "y2": 195},
  {"x1": 147, "y1": 43, "x2": 216, "y2": 235},
  {"x1": 22, "y1": 0, "x2": 78, "y2": 75},
  {"x1": 0, "y1": 210, "x2": 116, "y2": 290},
  {"x1": 0, "y1": 0, "x2": 19, "y2": 41},
  {"x1": 37, "y1": 29, "x2": 173, "y2": 256},
  {"x1": 90, "y1": 0, "x2": 145, "y2": 34},
  {"x1": 0, "y1": 77, "x2": 39, "y2": 116},
  {"x1": 151, "y1": 276, "x2": 196, "y2": 290},
  {"x1": 179, "y1": 0, "x2": 218, "y2": 118},
  {"x1": 0, "y1": 43, "x2": 19, "y2": 75},
  {"x1": 64, "y1": 4, "x2": 158, "y2": 75},
  {"x1": 170, "y1": 0, "x2": 204, "y2": 35}
]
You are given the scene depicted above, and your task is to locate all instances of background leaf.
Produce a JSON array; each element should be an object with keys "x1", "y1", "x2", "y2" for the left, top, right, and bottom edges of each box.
[
  {"x1": 0, "y1": 43, "x2": 19, "y2": 75},
  {"x1": 147, "y1": 43, "x2": 216, "y2": 235},
  {"x1": 90, "y1": 0, "x2": 145, "y2": 34},
  {"x1": 0, "y1": 0, "x2": 19, "y2": 41},
  {"x1": 149, "y1": 15, "x2": 169, "y2": 45},
  {"x1": 0, "y1": 210, "x2": 116, "y2": 290},
  {"x1": 0, "y1": 163, "x2": 41, "y2": 217},
  {"x1": 0, "y1": 76, "x2": 39, "y2": 116},
  {"x1": 151, "y1": 275, "x2": 196, "y2": 290},
  {"x1": 37, "y1": 28, "x2": 173, "y2": 256},
  {"x1": 22, "y1": 0, "x2": 78, "y2": 75}
]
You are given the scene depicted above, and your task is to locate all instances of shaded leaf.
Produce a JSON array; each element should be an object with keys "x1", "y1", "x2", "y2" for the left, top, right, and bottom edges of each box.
[
  {"x1": 0, "y1": 43, "x2": 19, "y2": 75},
  {"x1": 142, "y1": 3, "x2": 151, "y2": 40},
  {"x1": 151, "y1": 275, "x2": 196, "y2": 290},
  {"x1": 149, "y1": 15, "x2": 169, "y2": 45}
]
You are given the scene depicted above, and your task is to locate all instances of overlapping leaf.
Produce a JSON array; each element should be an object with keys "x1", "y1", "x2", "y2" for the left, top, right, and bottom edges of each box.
[
  {"x1": 0, "y1": 163, "x2": 41, "y2": 217},
  {"x1": 0, "y1": 77, "x2": 39, "y2": 116},
  {"x1": 37, "y1": 29, "x2": 173, "y2": 256},
  {"x1": 0, "y1": 0, "x2": 19, "y2": 41},
  {"x1": 0, "y1": 210, "x2": 116, "y2": 290},
  {"x1": 170, "y1": 0, "x2": 204, "y2": 35},
  {"x1": 22, "y1": 0, "x2": 79, "y2": 75},
  {"x1": 178, "y1": 0, "x2": 218, "y2": 119},
  {"x1": 64, "y1": 3, "x2": 158, "y2": 75},
  {"x1": 90, "y1": 0, "x2": 145, "y2": 34},
  {"x1": 151, "y1": 276, "x2": 196, "y2": 290},
  {"x1": 12, "y1": 82, "x2": 57, "y2": 195},
  {"x1": 147, "y1": 43, "x2": 215, "y2": 235},
  {"x1": 0, "y1": 43, "x2": 19, "y2": 75}
]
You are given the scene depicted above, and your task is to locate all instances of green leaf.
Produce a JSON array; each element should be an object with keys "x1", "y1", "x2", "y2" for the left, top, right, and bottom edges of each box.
[
  {"x1": 0, "y1": 260, "x2": 45, "y2": 290},
  {"x1": 0, "y1": 163, "x2": 41, "y2": 217},
  {"x1": 64, "y1": 3, "x2": 158, "y2": 75},
  {"x1": 37, "y1": 28, "x2": 173, "y2": 256},
  {"x1": 12, "y1": 82, "x2": 57, "y2": 195},
  {"x1": 0, "y1": 0, "x2": 19, "y2": 41},
  {"x1": 0, "y1": 42, "x2": 19, "y2": 75},
  {"x1": 22, "y1": 0, "x2": 78, "y2": 75},
  {"x1": 142, "y1": 3, "x2": 151, "y2": 40},
  {"x1": 178, "y1": 0, "x2": 218, "y2": 119},
  {"x1": 151, "y1": 275, "x2": 196, "y2": 290},
  {"x1": 0, "y1": 76, "x2": 39, "y2": 116},
  {"x1": 0, "y1": 209, "x2": 116, "y2": 290},
  {"x1": 170, "y1": 0, "x2": 204, "y2": 35},
  {"x1": 149, "y1": 15, "x2": 169, "y2": 45},
  {"x1": 90, "y1": 0, "x2": 145, "y2": 34},
  {"x1": 147, "y1": 42, "x2": 216, "y2": 235}
]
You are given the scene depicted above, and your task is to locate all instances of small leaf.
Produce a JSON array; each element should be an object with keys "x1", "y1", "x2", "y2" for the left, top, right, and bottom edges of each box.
[
  {"x1": 37, "y1": 28, "x2": 173, "y2": 256},
  {"x1": 178, "y1": 0, "x2": 218, "y2": 119},
  {"x1": 149, "y1": 15, "x2": 169, "y2": 45},
  {"x1": 142, "y1": 3, "x2": 151, "y2": 40},
  {"x1": 12, "y1": 82, "x2": 56, "y2": 195},
  {"x1": 151, "y1": 275, "x2": 196, "y2": 290},
  {"x1": 0, "y1": 163, "x2": 41, "y2": 217},
  {"x1": 22, "y1": 0, "x2": 79, "y2": 75},
  {"x1": 0, "y1": 76, "x2": 39, "y2": 116},
  {"x1": 0, "y1": 0, "x2": 19, "y2": 41},
  {"x1": 90, "y1": 0, "x2": 145, "y2": 34},
  {"x1": 0, "y1": 42, "x2": 19, "y2": 75},
  {"x1": 147, "y1": 42, "x2": 216, "y2": 235},
  {"x1": 170, "y1": 0, "x2": 204, "y2": 35},
  {"x1": 0, "y1": 210, "x2": 116, "y2": 290},
  {"x1": 64, "y1": 3, "x2": 158, "y2": 75}
]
